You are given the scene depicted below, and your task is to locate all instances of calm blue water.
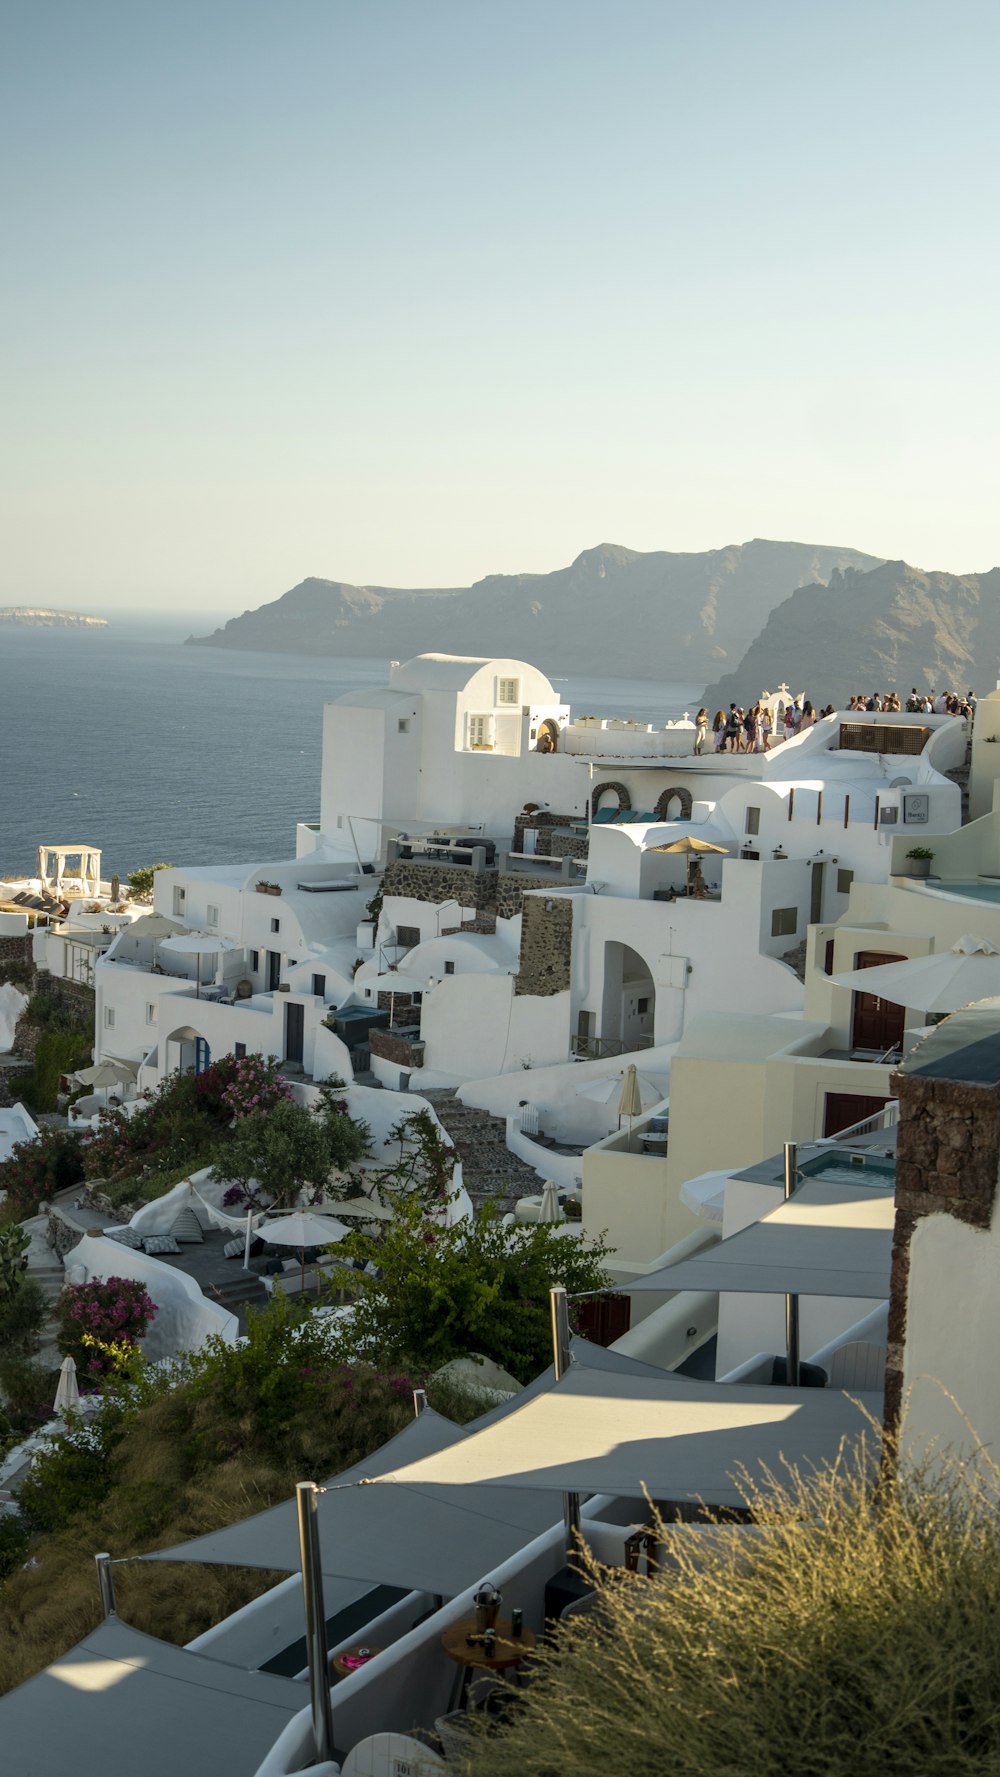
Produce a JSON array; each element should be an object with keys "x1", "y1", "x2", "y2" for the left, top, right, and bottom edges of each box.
[{"x1": 0, "y1": 625, "x2": 700, "y2": 878}]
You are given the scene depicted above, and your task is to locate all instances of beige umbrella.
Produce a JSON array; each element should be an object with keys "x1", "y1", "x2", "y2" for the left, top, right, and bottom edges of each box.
[
  {"x1": 618, "y1": 1063, "x2": 647, "y2": 1150},
  {"x1": 651, "y1": 836, "x2": 729, "y2": 854},
  {"x1": 53, "y1": 1355, "x2": 79, "y2": 1416},
  {"x1": 257, "y1": 1209, "x2": 350, "y2": 1290},
  {"x1": 158, "y1": 931, "x2": 240, "y2": 997},
  {"x1": 73, "y1": 1059, "x2": 137, "y2": 1090}
]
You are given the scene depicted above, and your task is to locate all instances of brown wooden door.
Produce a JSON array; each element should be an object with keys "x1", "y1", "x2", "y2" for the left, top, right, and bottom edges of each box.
[
  {"x1": 823, "y1": 1092, "x2": 890, "y2": 1138},
  {"x1": 851, "y1": 952, "x2": 906, "y2": 1052},
  {"x1": 575, "y1": 1294, "x2": 631, "y2": 1348},
  {"x1": 284, "y1": 1000, "x2": 304, "y2": 1065}
]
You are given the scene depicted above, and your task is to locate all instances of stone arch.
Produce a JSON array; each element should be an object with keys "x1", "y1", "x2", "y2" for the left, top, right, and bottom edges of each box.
[
  {"x1": 589, "y1": 780, "x2": 632, "y2": 817},
  {"x1": 654, "y1": 785, "x2": 693, "y2": 821},
  {"x1": 535, "y1": 717, "x2": 561, "y2": 753}
]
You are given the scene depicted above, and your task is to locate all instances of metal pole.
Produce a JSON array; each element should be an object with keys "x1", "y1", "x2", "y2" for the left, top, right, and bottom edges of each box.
[
  {"x1": 243, "y1": 1208, "x2": 254, "y2": 1271},
  {"x1": 412, "y1": 1387, "x2": 427, "y2": 1417},
  {"x1": 95, "y1": 1552, "x2": 117, "y2": 1619},
  {"x1": 549, "y1": 1286, "x2": 581, "y2": 1550},
  {"x1": 295, "y1": 1482, "x2": 335, "y2": 1765},
  {"x1": 783, "y1": 1143, "x2": 800, "y2": 1386}
]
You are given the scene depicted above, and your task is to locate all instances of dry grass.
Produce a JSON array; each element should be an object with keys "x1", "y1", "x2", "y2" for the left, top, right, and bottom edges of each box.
[{"x1": 456, "y1": 1450, "x2": 1000, "y2": 1777}]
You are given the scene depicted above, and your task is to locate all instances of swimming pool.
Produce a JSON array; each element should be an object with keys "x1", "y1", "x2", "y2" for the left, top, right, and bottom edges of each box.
[
  {"x1": 802, "y1": 1152, "x2": 896, "y2": 1188},
  {"x1": 924, "y1": 880, "x2": 1000, "y2": 904}
]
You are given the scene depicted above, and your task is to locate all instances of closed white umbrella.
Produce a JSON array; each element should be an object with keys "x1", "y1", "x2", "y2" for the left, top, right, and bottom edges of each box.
[
  {"x1": 538, "y1": 1180, "x2": 562, "y2": 1224},
  {"x1": 830, "y1": 935, "x2": 1000, "y2": 1015},
  {"x1": 257, "y1": 1209, "x2": 350, "y2": 1290},
  {"x1": 53, "y1": 1355, "x2": 79, "y2": 1415}
]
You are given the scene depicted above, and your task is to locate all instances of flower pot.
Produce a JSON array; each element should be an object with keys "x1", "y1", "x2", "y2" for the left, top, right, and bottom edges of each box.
[{"x1": 908, "y1": 858, "x2": 931, "y2": 878}]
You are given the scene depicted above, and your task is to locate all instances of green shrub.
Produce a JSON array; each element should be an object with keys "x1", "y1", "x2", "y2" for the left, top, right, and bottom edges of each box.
[
  {"x1": 0, "y1": 1281, "x2": 48, "y2": 1357},
  {"x1": 0, "y1": 1358, "x2": 58, "y2": 1430},
  {"x1": 337, "y1": 1195, "x2": 614, "y2": 1384},
  {"x1": 0, "y1": 1515, "x2": 30, "y2": 1584},
  {"x1": 20, "y1": 1028, "x2": 93, "y2": 1113},
  {"x1": 57, "y1": 1278, "x2": 157, "y2": 1380},
  {"x1": 125, "y1": 863, "x2": 173, "y2": 902}
]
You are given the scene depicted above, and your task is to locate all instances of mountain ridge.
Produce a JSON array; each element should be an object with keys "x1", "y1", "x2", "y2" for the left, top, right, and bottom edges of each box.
[{"x1": 186, "y1": 539, "x2": 884, "y2": 681}]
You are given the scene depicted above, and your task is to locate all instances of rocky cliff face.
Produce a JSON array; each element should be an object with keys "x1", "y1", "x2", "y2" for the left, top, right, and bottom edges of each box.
[
  {"x1": 702, "y1": 561, "x2": 1000, "y2": 710},
  {"x1": 186, "y1": 539, "x2": 882, "y2": 680}
]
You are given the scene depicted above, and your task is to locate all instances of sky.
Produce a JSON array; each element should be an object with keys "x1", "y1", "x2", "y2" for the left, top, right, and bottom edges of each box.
[{"x1": 2, "y1": 0, "x2": 998, "y2": 617}]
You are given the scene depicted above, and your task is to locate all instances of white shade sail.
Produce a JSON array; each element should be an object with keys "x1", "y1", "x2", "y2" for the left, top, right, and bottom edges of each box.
[
  {"x1": 370, "y1": 1368, "x2": 879, "y2": 1506},
  {"x1": 0, "y1": 1620, "x2": 307, "y2": 1777},
  {"x1": 830, "y1": 936, "x2": 1000, "y2": 1015},
  {"x1": 627, "y1": 1180, "x2": 895, "y2": 1298},
  {"x1": 158, "y1": 932, "x2": 241, "y2": 956}
]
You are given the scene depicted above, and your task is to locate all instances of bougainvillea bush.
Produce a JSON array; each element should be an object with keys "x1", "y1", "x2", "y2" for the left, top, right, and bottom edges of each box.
[
  {"x1": 57, "y1": 1277, "x2": 157, "y2": 1379},
  {"x1": 0, "y1": 1127, "x2": 85, "y2": 1219},
  {"x1": 82, "y1": 1054, "x2": 293, "y2": 1184}
]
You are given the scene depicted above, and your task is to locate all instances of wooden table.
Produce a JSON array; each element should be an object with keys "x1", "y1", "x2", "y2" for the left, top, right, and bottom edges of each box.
[
  {"x1": 441, "y1": 1616, "x2": 536, "y2": 1710},
  {"x1": 331, "y1": 1643, "x2": 383, "y2": 1680}
]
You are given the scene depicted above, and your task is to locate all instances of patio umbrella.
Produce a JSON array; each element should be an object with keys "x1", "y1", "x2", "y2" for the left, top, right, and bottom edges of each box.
[
  {"x1": 679, "y1": 1168, "x2": 734, "y2": 1225},
  {"x1": 538, "y1": 1180, "x2": 562, "y2": 1224},
  {"x1": 53, "y1": 1355, "x2": 79, "y2": 1416},
  {"x1": 830, "y1": 935, "x2": 1000, "y2": 1015},
  {"x1": 618, "y1": 1062, "x2": 648, "y2": 1150},
  {"x1": 651, "y1": 836, "x2": 730, "y2": 855},
  {"x1": 576, "y1": 1068, "x2": 663, "y2": 1106},
  {"x1": 73, "y1": 1060, "x2": 137, "y2": 1090},
  {"x1": 257, "y1": 1209, "x2": 350, "y2": 1290},
  {"x1": 157, "y1": 932, "x2": 240, "y2": 997}
]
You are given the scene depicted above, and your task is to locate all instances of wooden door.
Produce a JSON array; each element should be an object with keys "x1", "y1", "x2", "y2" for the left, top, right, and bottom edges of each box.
[
  {"x1": 267, "y1": 949, "x2": 281, "y2": 991},
  {"x1": 823, "y1": 1093, "x2": 890, "y2": 1139},
  {"x1": 576, "y1": 1294, "x2": 631, "y2": 1348},
  {"x1": 851, "y1": 952, "x2": 906, "y2": 1052},
  {"x1": 284, "y1": 1000, "x2": 305, "y2": 1066}
]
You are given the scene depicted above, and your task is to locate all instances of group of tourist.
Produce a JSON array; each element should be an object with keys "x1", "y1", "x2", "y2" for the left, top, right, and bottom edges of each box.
[
  {"x1": 694, "y1": 699, "x2": 827, "y2": 755},
  {"x1": 691, "y1": 687, "x2": 978, "y2": 756},
  {"x1": 848, "y1": 689, "x2": 976, "y2": 718}
]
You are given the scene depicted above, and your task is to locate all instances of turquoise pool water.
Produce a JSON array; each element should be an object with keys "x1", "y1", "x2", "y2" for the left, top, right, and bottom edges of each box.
[
  {"x1": 927, "y1": 881, "x2": 1000, "y2": 903},
  {"x1": 802, "y1": 1153, "x2": 896, "y2": 1188}
]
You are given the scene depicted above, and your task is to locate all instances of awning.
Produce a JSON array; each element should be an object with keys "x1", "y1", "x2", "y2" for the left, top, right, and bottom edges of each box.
[
  {"x1": 370, "y1": 1368, "x2": 879, "y2": 1506},
  {"x1": 0, "y1": 1620, "x2": 307, "y2": 1777},
  {"x1": 142, "y1": 1405, "x2": 556, "y2": 1596},
  {"x1": 624, "y1": 1180, "x2": 895, "y2": 1299},
  {"x1": 141, "y1": 1343, "x2": 667, "y2": 1593}
]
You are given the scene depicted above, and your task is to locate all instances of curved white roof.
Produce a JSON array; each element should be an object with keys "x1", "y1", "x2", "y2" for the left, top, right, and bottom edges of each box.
[{"x1": 390, "y1": 652, "x2": 558, "y2": 697}]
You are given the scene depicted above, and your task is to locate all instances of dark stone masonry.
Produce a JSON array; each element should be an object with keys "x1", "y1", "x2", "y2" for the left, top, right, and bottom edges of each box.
[{"x1": 514, "y1": 896, "x2": 573, "y2": 997}]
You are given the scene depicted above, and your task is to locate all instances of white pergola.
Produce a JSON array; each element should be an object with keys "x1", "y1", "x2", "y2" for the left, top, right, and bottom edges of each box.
[{"x1": 36, "y1": 844, "x2": 102, "y2": 898}]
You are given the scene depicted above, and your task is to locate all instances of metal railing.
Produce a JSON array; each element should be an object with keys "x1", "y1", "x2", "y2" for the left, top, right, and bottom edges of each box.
[
  {"x1": 571, "y1": 1034, "x2": 654, "y2": 1060},
  {"x1": 825, "y1": 1100, "x2": 899, "y2": 1143}
]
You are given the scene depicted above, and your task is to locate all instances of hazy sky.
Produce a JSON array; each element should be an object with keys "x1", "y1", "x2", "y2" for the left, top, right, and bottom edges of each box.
[{"x1": 3, "y1": 0, "x2": 998, "y2": 616}]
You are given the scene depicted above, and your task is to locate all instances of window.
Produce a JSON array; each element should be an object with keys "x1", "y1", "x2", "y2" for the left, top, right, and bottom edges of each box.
[
  {"x1": 444, "y1": 959, "x2": 455, "y2": 974},
  {"x1": 336, "y1": 815, "x2": 344, "y2": 828},
  {"x1": 250, "y1": 950, "x2": 259, "y2": 972},
  {"x1": 172, "y1": 886, "x2": 186, "y2": 916},
  {"x1": 824, "y1": 939, "x2": 836, "y2": 976},
  {"x1": 468, "y1": 714, "x2": 490, "y2": 747},
  {"x1": 364, "y1": 987, "x2": 371, "y2": 998},
  {"x1": 637, "y1": 997, "x2": 650, "y2": 1014},
  {"x1": 206, "y1": 903, "x2": 219, "y2": 927},
  {"x1": 234, "y1": 1042, "x2": 247, "y2": 1060},
  {"x1": 837, "y1": 868, "x2": 854, "y2": 895},
  {"x1": 145, "y1": 1003, "x2": 157, "y2": 1025},
  {"x1": 396, "y1": 925, "x2": 420, "y2": 949},
  {"x1": 312, "y1": 973, "x2": 326, "y2": 998},
  {"x1": 498, "y1": 677, "x2": 520, "y2": 705},
  {"x1": 270, "y1": 917, "x2": 280, "y2": 934},
  {"x1": 745, "y1": 806, "x2": 761, "y2": 835},
  {"x1": 104, "y1": 1007, "x2": 115, "y2": 1029},
  {"x1": 771, "y1": 907, "x2": 798, "y2": 938},
  {"x1": 397, "y1": 718, "x2": 410, "y2": 734}
]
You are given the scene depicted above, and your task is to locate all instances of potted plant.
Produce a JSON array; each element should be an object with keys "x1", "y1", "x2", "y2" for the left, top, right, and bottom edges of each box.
[{"x1": 905, "y1": 846, "x2": 934, "y2": 878}]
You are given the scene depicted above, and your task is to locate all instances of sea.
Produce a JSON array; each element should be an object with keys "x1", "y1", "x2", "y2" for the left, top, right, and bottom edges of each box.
[{"x1": 0, "y1": 619, "x2": 702, "y2": 880}]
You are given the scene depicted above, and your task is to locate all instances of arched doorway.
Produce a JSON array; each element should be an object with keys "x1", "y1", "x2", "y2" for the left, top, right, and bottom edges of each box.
[
  {"x1": 163, "y1": 1025, "x2": 210, "y2": 1077},
  {"x1": 534, "y1": 717, "x2": 561, "y2": 753},
  {"x1": 601, "y1": 942, "x2": 655, "y2": 1049}
]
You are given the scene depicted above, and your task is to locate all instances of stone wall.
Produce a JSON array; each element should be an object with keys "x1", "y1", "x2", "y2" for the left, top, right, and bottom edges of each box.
[
  {"x1": 884, "y1": 1067, "x2": 1000, "y2": 1435},
  {"x1": 512, "y1": 811, "x2": 579, "y2": 853},
  {"x1": 383, "y1": 861, "x2": 498, "y2": 911},
  {"x1": 376, "y1": 989, "x2": 417, "y2": 1029},
  {"x1": 369, "y1": 1028, "x2": 425, "y2": 1068},
  {"x1": 0, "y1": 933, "x2": 33, "y2": 988},
  {"x1": 549, "y1": 830, "x2": 589, "y2": 860},
  {"x1": 514, "y1": 896, "x2": 573, "y2": 997}
]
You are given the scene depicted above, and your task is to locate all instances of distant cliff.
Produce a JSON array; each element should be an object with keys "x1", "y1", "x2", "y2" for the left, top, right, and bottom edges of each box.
[
  {"x1": 0, "y1": 608, "x2": 108, "y2": 629},
  {"x1": 186, "y1": 539, "x2": 883, "y2": 681},
  {"x1": 702, "y1": 561, "x2": 1000, "y2": 710}
]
